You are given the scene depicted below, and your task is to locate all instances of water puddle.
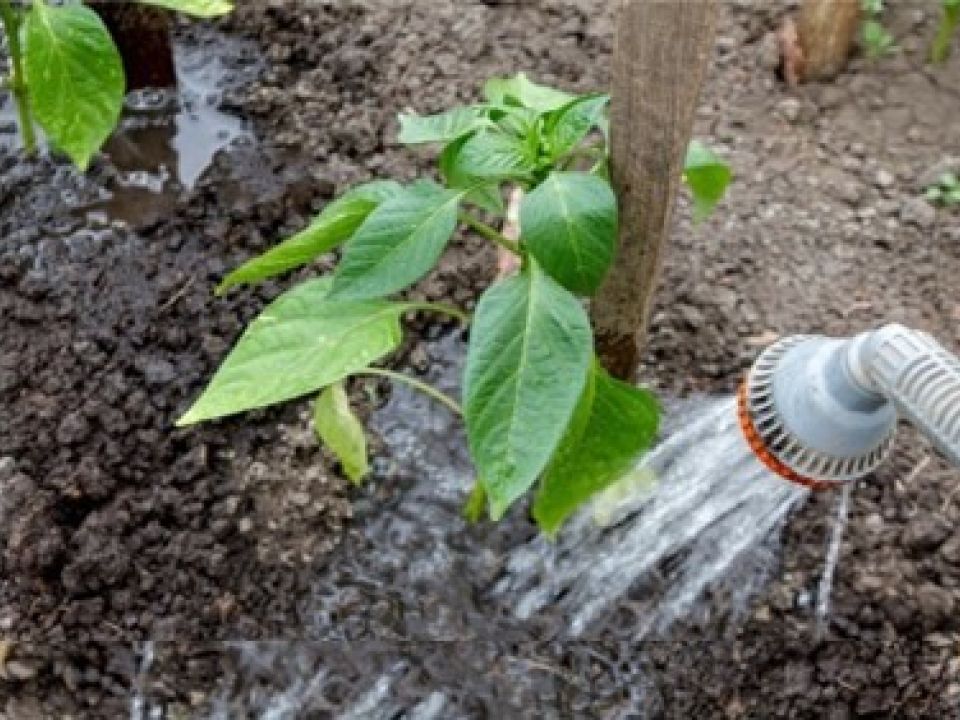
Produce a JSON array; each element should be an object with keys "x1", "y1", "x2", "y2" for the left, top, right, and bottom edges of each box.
[{"x1": 0, "y1": 28, "x2": 256, "y2": 226}]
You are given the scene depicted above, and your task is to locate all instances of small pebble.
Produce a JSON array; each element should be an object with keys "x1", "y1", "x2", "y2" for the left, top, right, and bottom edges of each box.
[
  {"x1": 289, "y1": 491, "x2": 311, "y2": 507},
  {"x1": 4, "y1": 660, "x2": 38, "y2": 680},
  {"x1": 899, "y1": 197, "x2": 937, "y2": 230},
  {"x1": 777, "y1": 98, "x2": 802, "y2": 123},
  {"x1": 875, "y1": 169, "x2": 895, "y2": 189}
]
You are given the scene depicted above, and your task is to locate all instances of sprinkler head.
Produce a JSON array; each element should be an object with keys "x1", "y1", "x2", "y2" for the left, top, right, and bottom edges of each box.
[
  {"x1": 740, "y1": 324, "x2": 960, "y2": 489},
  {"x1": 739, "y1": 334, "x2": 897, "y2": 490}
]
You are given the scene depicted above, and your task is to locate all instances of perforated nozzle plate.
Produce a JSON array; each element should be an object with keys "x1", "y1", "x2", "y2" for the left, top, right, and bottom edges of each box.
[
  {"x1": 736, "y1": 381, "x2": 839, "y2": 491},
  {"x1": 741, "y1": 336, "x2": 896, "y2": 487}
]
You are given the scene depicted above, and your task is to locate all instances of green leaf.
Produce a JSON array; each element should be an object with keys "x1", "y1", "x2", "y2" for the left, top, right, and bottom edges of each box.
[
  {"x1": 135, "y1": 0, "x2": 234, "y2": 17},
  {"x1": 590, "y1": 466, "x2": 658, "y2": 528},
  {"x1": 555, "y1": 360, "x2": 598, "y2": 454},
  {"x1": 398, "y1": 105, "x2": 491, "y2": 145},
  {"x1": 451, "y1": 130, "x2": 538, "y2": 183},
  {"x1": 330, "y1": 184, "x2": 463, "y2": 300},
  {"x1": 217, "y1": 181, "x2": 402, "y2": 293},
  {"x1": 533, "y1": 363, "x2": 659, "y2": 536},
  {"x1": 861, "y1": 19, "x2": 896, "y2": 57},
  {"x1": 483, "y1": 72, "x2": 576, "y2": 113},
  {"x1": 683, "y1": 140, "x2": 732, "y2": 223},
  {"x1": 463, "y1": 259, "x2": 593, "y2": 519},
  {"x1": 177, "y1": 278, "x2": 408, "y2": 425},
  {"x1": 314, "y1": 382, "x2": 369, "y2": 484},
  {"x1": 23, "y1": 2, "x2": 125, "y2": 170},
  {"x1": 520, "y1": 171, "x2": 617, "y2": 295},
  {"x1": 462, "y1": 481, "x2": 487, "y2": 523},
  {"x1": 939, "y1": 171, "x2": 959, "y2": 188},
  {"x1": 490, "y1": 104, "x2": 541, "y2": 141},
  {"x1": 439, "y1": 135, "x2": 504, "y2": 214},
  {"x1": 544, "y1": 94, "x2": 609, "y2": 158}
]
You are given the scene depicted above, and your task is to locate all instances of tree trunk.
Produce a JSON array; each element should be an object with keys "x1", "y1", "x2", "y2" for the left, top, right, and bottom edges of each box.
[
  {"x1": 591, "y1": 0, "x2": 719, "y2": 381},
  {"x1": 796, "y1": 0, "x2": 860, "y2": 81},
  {"x1": 91, "y1": 2, "x2": 176, "y2": 91}
]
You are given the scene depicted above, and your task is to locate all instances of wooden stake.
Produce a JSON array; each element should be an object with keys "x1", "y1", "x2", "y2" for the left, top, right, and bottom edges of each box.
[
  {"x1": 591, "y1": 0, "x2": 718, "y2": 380},
  {"x1": 796, "y1": 0, "x2": 860, "y2": 82},
  {"x1": 90, "y1": 2, "x2": 176, "y2": 91}
]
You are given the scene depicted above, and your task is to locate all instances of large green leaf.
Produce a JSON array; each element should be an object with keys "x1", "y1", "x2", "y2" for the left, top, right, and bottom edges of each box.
[
  {"x1": 439, "y1": 134, "x2": 503, "y2": 213},
  {"x1": 23, "y1": 2, "x2": 125, "y2": 170},
  {"x1": 520, "y1": 171, "x2": 617, "y2": 295},
  {"x1": 483, "y1": 72, "x2": 576, "y2": 113},
  {"x1": 314, "y1": 381, "x2": 369, "y2": 484},
  {"x1": 177, "y1": 278, "x2": 407, "y2": 425},
  {"x1": 398, "y1": 105, "x2": 491, "y2": 145},
  {"x1": 135, "y1": 0, "x2": 234, "y2": 17},
  {"x1": 217, "y1": 181, "x2": 402, "y2": 294},
  {"x1": 463, "y1": 259, "x2": 593, "y2": 519},
  {"x1": 450, "y1": 130, "x2": 538, "y2": 183},
  {"x1": 533, "y1": 364, "x2": 659, "y2": 536},
  {"x1": 330, "y1": 184, "x2": 462, "y2": 300},
  {"x1": 544, "y1": 94, "x2": 609, "y2": 159},
  {"x1": 683, "y1": 140, "x2": 732, "y2": 223}
]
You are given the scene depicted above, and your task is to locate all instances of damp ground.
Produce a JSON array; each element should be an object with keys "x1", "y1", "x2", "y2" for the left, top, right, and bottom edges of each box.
[{"x1": 2, "y1": 2, "x2": 960, "y2": 718}]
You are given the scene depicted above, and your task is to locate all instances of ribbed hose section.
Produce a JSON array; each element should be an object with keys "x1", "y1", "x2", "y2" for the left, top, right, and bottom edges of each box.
[{"x1": 858, "y1": 324, "x2": 960, "y2": 468}]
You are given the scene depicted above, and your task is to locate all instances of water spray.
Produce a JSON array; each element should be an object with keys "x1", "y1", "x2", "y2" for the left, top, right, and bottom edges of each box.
[{"x1": 740, "y1": 324, "x2": 960, "y2": 490}]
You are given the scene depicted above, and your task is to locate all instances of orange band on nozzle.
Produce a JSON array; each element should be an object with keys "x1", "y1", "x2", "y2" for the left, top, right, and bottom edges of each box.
[{"x1": 736, "y1": 382, "x2": 841, "y2": 492}]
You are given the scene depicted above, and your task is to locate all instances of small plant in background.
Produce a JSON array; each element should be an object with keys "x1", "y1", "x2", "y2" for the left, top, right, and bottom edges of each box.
[
  {"x1": 860, "y1": 0, "x2": 897, "y2": 59},
  {"x1": 924, "y1": 172, "x2": 960, "y2": 206},
  {"x1": 931, "y1": 0, "x2": 960, "y2": 63},
  {"x1": 178, "y1": 73, "x2": 731, "y2": 535},
  {"x1": 0, "y1": 0, "x2": 232, "y2": 170},
  {"x1": 684, "y1": 140, "x2": 732, "y2": 222}
]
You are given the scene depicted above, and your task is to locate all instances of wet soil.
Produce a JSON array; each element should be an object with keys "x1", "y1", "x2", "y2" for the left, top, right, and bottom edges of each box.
[{"x1": 2, "y1": 0, "x2": 960, "y2": 717}]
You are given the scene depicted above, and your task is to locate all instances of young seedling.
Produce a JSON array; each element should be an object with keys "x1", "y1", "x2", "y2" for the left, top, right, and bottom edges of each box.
[
  {"x1": 931, "y1": 0, "x2": 960, "y2": 63},
  {"x1": 924, "y1": 171, "x2": 960, "y2": 206},
  {"x1": 0, "y1": 0, "x2": 232, "y2": 170},
  {"x1": 860, "y1": 0, "x2": 897, "y2": 59},
  {"x1": 178, "y1": 73, "x2": 731, "y2": 535}
]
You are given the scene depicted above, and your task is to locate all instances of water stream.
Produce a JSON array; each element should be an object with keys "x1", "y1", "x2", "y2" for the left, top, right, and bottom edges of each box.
[
  {"x1": 815, "y1": 482, "x2": 853, "y2": 635},
  {"x1": 495, "y1": 397, "x2": 809, "y2": 639},
  {"x1": 128, "y1": 333, "x2": 847, "y2": 717},
  {"x1": 300, "y1": 334, "x2": 811, "y2": 643}
]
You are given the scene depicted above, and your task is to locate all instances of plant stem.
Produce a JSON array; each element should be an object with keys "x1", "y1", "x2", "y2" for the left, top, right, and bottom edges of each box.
[
  {"x1": 557, "y1": 140, "x2": 606, "y2": 170},
  {"x1": 561, "y1": 147, "x2": 607, "y2": 171},
  {"x1": 361, "y1": 367, "x2": 463, "y2": 416},
  {"x1": 931, "y1": 3, "x2": 959, "y2": 64},
  {"x1": 0, "y1": 0, "x2": 36, "y2": 155},
  {"x1": 404, "y1": 301, "x2": 470, "y2": 325},
  {"x1": 458, "y1": 211, "x2": 521, "y2": 256}
]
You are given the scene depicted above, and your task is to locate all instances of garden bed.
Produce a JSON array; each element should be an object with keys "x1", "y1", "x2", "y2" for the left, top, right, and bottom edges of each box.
[{"x1": 1, "y1": 1, "x2": 959, "y2": 717}]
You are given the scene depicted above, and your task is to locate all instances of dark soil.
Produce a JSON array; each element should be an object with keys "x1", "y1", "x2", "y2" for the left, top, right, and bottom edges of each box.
[{"x1": 2, "y1": 0, "x2": 960, "y2": 718}]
